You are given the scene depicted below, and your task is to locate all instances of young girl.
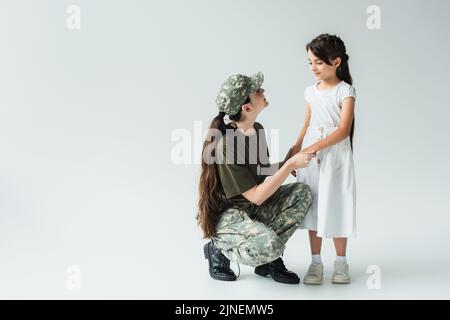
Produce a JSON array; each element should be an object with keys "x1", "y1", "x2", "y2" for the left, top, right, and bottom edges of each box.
[{"x1": 292, "y1": 34, "x2": 356, "y2": 284}]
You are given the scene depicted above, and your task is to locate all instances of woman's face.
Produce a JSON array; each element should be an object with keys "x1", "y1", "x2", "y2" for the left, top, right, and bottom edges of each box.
[
  {"x1": 307, "y1": 49, "x2": 340, "y2": 82},
  {"x1": 249, "y1": 87, "x2": 268, "y2": 110}
]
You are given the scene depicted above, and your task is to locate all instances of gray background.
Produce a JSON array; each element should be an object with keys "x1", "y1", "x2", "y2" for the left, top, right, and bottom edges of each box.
[{"x1": 0, "y1": 0, "x2": 449, "y2": 299}]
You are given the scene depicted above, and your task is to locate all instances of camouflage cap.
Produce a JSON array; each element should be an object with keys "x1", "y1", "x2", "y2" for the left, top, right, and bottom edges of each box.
[{"x1": 215, "y1": 72, "x2": 264, "y2": 116}]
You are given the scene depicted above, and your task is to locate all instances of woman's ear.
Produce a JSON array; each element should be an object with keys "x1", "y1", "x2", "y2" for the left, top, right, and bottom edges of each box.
[{"x1": 241, "y1": 103, "x2": 252, "y2": 113}]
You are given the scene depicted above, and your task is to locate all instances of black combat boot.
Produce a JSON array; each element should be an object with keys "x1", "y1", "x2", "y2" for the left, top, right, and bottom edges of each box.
[
  {"x1": 254, "y1": 257, "x2": 300, "y2": 284},
  {"x1": 203, "y1": 242, "x2": 237, "y2": 281}
]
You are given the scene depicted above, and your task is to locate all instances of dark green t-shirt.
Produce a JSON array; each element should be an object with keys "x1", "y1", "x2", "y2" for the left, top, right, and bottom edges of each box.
[{"x1": 216, "y1": 122, "x2": 273, "y2": 203}]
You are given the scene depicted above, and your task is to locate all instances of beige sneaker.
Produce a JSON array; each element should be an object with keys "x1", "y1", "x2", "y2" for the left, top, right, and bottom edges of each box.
[
  {"x1": 303, "y1": 263, "x2": 324, "y2": 285},
  {"x1": 332, "y1": 261, "x2": 351, "y2": 284}
]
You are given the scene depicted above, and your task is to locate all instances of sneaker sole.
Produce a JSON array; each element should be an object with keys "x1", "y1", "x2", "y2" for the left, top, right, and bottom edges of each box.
[
  {"x1": 303, "y1": 278, "x2": 323, "y2": 285},
  {"x1": 332, "y1": 278, "x2": 351, "y2": 284}
]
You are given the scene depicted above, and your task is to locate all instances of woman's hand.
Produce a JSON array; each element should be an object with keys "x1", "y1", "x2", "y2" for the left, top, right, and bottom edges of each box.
[
  {"x1": 289, "y1": 145, "x2": 318, "y2": 177},
  {"x1": 287, "y1": 152, "x2": 315, "y2": 170},
  {"x1": 281, "y1": 146, "x2": 298, "y2": 177},
  {"x1": 288, "y1": 145, "x2": 302, "y2": 177}
]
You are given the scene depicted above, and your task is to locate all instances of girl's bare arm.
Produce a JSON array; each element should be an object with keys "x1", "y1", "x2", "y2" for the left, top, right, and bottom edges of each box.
[{"x1": 292, "y1": 104, "x2": 311, "y2": 154}]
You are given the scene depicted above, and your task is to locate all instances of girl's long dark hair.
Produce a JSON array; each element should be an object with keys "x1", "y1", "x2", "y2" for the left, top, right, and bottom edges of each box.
[
  {"x1": 197, "y1": 101, "x2": 247, "y2": 238},
  {"x1": 306, "y1": 34, "x2": 355, "y2": 149}
]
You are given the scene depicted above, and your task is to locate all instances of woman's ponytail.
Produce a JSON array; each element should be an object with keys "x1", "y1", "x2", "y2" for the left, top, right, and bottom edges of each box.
[{"x1": 197, "y1": 105, "x2": 245, "y2": 238}]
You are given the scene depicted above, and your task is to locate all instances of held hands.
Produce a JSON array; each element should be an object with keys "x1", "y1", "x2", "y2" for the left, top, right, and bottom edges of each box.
[
  {"x1": 300, "y1": 145, "x2": 319, "y2": 155},
  {"x1": 287, "y1": 151, "x2": 316, "y2": 176},
  {"x1": 284, "y1": 144, "x2": 317, "y2": 177},
  {"x1": 282, "y1": 146, "x2": 297, "y2": 177}
]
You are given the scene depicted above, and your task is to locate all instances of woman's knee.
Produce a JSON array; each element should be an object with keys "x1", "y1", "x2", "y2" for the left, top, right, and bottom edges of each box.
[
  {"x1": 291, "y1": 182, "x2": 313, "y2": 208},
  {"x1": 242, "y1": 231, "x2": 285, "y2": 267}
]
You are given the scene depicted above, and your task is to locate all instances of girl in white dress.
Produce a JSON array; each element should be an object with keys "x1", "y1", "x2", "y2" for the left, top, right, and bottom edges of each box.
[{"x1": 292, "y1": 34, "x2": 356, "y2": 284}]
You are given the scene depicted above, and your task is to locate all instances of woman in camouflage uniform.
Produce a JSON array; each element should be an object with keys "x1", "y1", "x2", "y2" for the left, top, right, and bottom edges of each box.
[{"x1": 198, "y1": 72, "x2": 314, "y2": 284}]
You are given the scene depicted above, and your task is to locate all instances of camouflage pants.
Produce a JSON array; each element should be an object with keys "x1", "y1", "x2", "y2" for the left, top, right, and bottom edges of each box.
[{"x1": 211, "y1": 182, "x2": 312, "y2": 267}]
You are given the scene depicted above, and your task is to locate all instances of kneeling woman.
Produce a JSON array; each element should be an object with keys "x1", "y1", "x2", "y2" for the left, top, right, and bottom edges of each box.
[{"x1": 198, "y1": 72, "x2": 314, "y2": 284}]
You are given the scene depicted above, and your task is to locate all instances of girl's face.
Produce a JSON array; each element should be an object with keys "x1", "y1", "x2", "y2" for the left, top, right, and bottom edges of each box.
[{"x1": 307, "y1": 49, "x2": 340, "y2": 82}]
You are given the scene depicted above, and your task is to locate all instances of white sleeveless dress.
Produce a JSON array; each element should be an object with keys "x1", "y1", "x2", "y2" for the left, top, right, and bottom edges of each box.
[{"x1": 296, "y1": 81, "x2": 356, "y2": 238}]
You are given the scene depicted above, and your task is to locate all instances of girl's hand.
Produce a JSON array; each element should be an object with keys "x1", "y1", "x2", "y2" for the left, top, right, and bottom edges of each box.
[
  {"x1": 291, "y1": 144, "x2": 302, "y2": 155},
  {"x1": 301, "y1": 145, "x2": 319, "y2": 154},
  {"x1": 288, "y1": 152, "x2": 315, "y2": 170}
]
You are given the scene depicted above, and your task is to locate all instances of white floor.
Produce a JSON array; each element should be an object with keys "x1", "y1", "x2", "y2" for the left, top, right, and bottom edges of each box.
[
  {"x1": 176, "y1": 234, "x2": 450, "y2": 300},
  {"x1": 1, "y1": 230, "x2": 449, "y2": 299}
]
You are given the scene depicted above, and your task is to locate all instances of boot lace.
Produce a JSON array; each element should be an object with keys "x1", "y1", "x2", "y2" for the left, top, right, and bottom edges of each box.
[
  {"x1": 218, "y1": 250, "x2": 240, "y2": 279},
  {"x1": 272, "y1": 258, "x2": 288, "y2": 271}
]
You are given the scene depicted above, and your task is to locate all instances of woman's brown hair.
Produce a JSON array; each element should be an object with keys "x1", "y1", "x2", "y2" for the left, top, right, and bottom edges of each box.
[{"x1": 197, "y1": 100, "x2": 247, "y2": 238}]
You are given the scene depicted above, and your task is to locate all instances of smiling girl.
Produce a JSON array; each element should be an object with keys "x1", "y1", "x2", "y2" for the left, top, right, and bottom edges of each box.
[{"x1": 292, "y1": 34, "x2": 357, "y2": 284}]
